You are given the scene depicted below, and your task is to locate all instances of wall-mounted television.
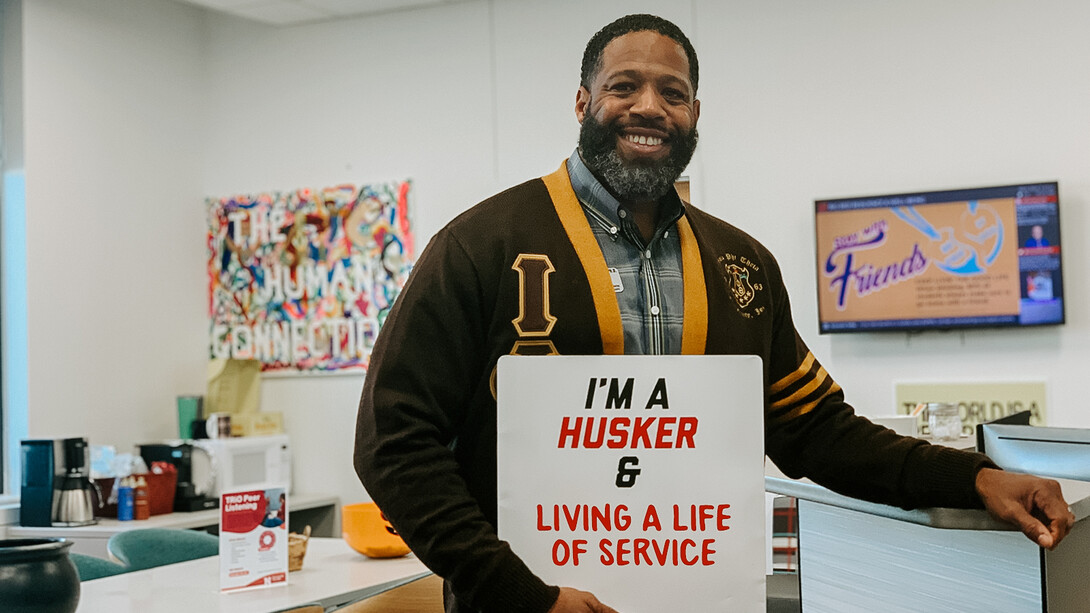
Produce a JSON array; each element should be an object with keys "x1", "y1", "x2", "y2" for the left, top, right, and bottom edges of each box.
[{"x1": 814, "y1": 182, "x2": 1064, "y2": 333}]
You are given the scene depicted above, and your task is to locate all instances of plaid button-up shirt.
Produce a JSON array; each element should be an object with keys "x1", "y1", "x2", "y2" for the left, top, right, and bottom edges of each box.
[{"x1": 567, "y1": 151, "x2": 685, "y2": 355}]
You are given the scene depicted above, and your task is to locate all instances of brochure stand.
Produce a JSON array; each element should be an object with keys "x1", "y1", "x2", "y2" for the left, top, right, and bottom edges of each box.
[{"x1": 219, "y1": 486, "x2": 288, "y2": 592}]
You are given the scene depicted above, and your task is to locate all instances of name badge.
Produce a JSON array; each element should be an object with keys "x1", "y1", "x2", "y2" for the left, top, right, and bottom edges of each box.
[{"x1": 608, "y1": 268, "x2": 624, "y2": 293}]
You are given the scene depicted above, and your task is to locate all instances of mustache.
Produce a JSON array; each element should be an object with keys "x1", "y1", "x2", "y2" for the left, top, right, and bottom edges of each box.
[
  {"x1": 578, "y1": 111, "x2": 698, "y2": 203},
  {"x1": 610, "y1": 117, "x2": 672, "y2": 138}
]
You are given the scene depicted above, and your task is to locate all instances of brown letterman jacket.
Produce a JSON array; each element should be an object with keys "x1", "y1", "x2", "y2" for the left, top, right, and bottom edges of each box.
[{"x1": 354, "y1": 163, "x2": 994, "y2": 613}]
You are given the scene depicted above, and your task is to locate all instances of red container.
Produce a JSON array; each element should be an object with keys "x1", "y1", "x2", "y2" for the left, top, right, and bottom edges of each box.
[
  {"x1": 144, "y1": 472, "x2": 177, "y2": 516},
  {"x1": 92, "y1": 472, "x2": 177, "y2": 518}
]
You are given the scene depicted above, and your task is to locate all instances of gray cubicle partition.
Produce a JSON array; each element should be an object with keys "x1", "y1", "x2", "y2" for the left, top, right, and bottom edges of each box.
[
  {"x1": 978, "y1": 424, "x2": 1090, "y2": 481},
  {"x1": 767, "y1": 476, "x2": 1090, "y2": 612}
]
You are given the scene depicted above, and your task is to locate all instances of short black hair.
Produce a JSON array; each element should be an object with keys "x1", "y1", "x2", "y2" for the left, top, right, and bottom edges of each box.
[{"x1": 581, "y1": 14, "x2": 699, "y2": 95}]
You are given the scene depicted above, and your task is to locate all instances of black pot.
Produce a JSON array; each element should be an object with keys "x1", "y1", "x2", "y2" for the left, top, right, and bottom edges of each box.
[{"x1": 0, "y1": 539, "x2": 80, "y2": 613}]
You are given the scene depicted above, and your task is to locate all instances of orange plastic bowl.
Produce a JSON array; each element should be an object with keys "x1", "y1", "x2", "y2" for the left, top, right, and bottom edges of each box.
[{"x1": 342, "y1": 502, "x2": 411, "y2": 558}]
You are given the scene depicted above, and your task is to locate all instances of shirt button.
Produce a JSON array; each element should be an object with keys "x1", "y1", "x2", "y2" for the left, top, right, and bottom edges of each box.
[
  {"x1": 618, "y1": 210, "x2": 627, "y2": 219},
  {"x1": 644, "y1": 250, "x2": 652, "y2": 259},
  {"x1": 650, "y1": 306, "x2": 661, "y2": 316},
  {"x1": 609, "y1": 226, "x2": 618, "y2": 235},
  {"x1": 664, "y1": 231, "x2": 669, "y2": 238}
]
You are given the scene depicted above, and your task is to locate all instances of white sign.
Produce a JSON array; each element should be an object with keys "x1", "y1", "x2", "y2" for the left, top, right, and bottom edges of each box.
[
  {"x1": 219, "y1": 486, "x2": 288, "y2": 592},
  {"x1": 895, "y1": 381, "x2": 1048, "y2": 433},
  {"x1": 497, "y1": 355, "x2": 766, "y2": 611}
]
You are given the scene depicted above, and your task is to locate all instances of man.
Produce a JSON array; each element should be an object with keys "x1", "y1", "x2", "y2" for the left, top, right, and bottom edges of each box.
[
  {"x1": 1025, "y1": 224, "x2": 1050, "y2": 247},
  {"x1": 355, "y1": 14, "x2": 1073, "y2": 613}
]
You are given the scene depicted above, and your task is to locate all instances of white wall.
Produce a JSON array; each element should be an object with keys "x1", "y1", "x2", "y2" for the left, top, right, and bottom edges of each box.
[
  {"x1": 16, "y1": 0, "x2": 1090, "y2": 508},
  {"x1": 21, "y1": 0, "x2": 207, "y2": 445},
  {"x1": 694, "y1": 0, "x2": 1090, "y2": 420}
]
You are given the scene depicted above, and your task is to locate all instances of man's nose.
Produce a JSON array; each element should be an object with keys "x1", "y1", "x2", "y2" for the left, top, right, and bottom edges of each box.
[{"x1": 630, "y1": 86, "x2": 667, "y2": 120}]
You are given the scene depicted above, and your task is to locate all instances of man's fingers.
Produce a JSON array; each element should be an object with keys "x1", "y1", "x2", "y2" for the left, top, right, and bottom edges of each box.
[
  {"x1": 976, "y1": 469, "x2": 1075, "y2": 549},
  {"x1": 1005, "y1": 504, "x2": 1052, "y2": 548},
  {"x1": 1032, "y1": 482, "x2": 1076, "y2": 548},
  {"x1": 1006, "y1": 497, "x2": 1072, "y2": 550}
]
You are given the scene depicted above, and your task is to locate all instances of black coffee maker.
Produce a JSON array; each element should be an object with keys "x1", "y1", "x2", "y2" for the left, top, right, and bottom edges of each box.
[
  {"x1": 138, "y1": 443, "x2": 218, "y2": 512},
  {"x1": 20, "y1": 438, "x2": 99, "y2": 527}
]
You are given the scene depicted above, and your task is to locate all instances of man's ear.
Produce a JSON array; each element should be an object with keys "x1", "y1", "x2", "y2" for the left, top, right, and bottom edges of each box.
[
  {"x1": 575, "y1": 86, "x2": 590, "y2": 123},
  {"x1": 693, "y1": 98, "x2": 701, "y2": 123}
]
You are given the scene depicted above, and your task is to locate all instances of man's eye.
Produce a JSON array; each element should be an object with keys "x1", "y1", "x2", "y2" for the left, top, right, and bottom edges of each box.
[
  {"x1": 663, "y1": 89, "x2": 687, "y2": 101},
  {"x1": 610, "y1": 83, "x2": 636, "y2": 93}
]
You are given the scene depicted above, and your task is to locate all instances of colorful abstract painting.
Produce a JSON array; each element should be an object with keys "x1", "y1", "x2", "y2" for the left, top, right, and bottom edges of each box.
[{"x1": 207, "y1": 180, "x2": 413, "y2": 373}]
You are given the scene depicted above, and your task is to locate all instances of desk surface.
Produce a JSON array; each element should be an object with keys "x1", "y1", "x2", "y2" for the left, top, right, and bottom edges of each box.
[
  {"x1": 765, "y1": 474, "x2": 1090, "y2": 530},
  {"x1": 76, "y1": 537, "x2": 431, "y2": 613}
]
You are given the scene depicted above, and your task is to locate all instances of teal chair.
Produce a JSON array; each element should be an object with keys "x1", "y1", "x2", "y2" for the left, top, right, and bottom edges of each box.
[
  {"x1": 107, "y1": 528, "x2": 219, "y2": 571},
  {"x1": 69, "y1": 552, "x2": 129, "y2": 581}
]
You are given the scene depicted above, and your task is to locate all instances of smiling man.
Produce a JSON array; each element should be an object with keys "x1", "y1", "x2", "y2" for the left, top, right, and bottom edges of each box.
[
  {"x1": 355, "y1": 14, "x2": 1073, "y2": 613},
  {"x1": 576, "y1": 27, "x2": 700, "y2": 243}
]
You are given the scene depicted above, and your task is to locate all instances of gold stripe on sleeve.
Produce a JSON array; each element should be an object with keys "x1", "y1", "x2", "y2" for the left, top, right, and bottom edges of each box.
[
  {"x1": 770, "y1": 352, "x2": 817, "y2": 395},
  {"x1": 773, "y1": 382, "x2": 843, "y2": 423},
  {"x1": 541, "y1": 163, "x2": 624, "y2": 355},
  {"x1": 677, "y1": 216, "x2": 707, "y2": 354},
  {"x1": 770, "y1": 365, "x2": 834, "y2": 411}
]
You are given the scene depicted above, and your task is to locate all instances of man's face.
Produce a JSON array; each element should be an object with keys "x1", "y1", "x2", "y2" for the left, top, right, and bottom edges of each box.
[{"x1": 576, "y1": 30, "x2": 700, "y2": 202}]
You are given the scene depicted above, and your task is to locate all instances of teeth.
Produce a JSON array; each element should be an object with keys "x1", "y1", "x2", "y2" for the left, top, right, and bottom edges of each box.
[{"x1": 627, "y1": 134, "x2": 663, "y2": 146}]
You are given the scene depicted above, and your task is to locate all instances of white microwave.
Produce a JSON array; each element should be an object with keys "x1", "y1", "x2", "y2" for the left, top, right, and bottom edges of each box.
[{"x1": 191, "y1": 434, "x2": 292, "y2": 497}]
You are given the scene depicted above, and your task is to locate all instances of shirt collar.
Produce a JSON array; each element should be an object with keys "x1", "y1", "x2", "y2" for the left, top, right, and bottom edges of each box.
[{"x1": 566, "y1": 150, "x2": 685, "y2": 233}]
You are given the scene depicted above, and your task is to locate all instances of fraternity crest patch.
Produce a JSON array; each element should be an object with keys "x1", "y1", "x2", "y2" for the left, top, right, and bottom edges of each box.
[{"x1": 717, "y1": 253, "x2": 766, "y2": 319}]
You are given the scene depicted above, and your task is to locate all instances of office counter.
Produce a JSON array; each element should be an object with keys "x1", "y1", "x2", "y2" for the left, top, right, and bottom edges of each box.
[
  {"x1": 8, "y1": 493, "x2": 339, "y2": 558},
  {"x1": 765, "y1": 476, "x2": 1090, "y2": 613}
]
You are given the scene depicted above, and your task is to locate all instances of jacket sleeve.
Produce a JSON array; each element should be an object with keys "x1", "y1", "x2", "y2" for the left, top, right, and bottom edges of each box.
[
  {"x1": 760, "y1": 256, "x2": 995, "y2": 510},
  {"x1": 353, "y1": 229, "x2": 560, "y2": 613}
]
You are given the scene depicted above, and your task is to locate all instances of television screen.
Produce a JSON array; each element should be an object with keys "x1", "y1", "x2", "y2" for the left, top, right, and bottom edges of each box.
[{"x1": 814, "y1": 182, "x2": 1064, "y2": 333}]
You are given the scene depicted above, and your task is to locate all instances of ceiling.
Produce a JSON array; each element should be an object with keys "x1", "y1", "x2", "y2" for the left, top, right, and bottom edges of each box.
[{"x1": 174, "y1": 0, "x2": 468, "y2": 26}]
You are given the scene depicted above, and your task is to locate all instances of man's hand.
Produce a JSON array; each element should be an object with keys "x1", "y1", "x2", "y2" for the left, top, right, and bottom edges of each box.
[
  {"x1": 548, "y1": 587, "x2": 620, "y2": 613},
  {"x1": 975, "y1": 467, "x2": 1075, "y2": 549}
]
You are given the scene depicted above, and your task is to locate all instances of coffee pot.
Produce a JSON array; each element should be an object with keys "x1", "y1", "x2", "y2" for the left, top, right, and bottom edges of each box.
[
  {"x1": 20, "y1": 437, "x2": 100, "y2": 527},
  {"x1": 51, "y1": 438, "x2": 100, "y2": 527}
]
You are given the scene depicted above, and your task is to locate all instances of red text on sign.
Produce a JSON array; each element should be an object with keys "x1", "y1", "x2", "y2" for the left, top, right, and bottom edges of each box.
[
  {"x1": 598, "y1": 538, "x2": 716, "y2": 566},
  {"x1": 552, "y1": 539, "x2": 588, "y2": 566},
  {"x1": 556, "y1": 416, "x2": 698, "y2": 449},
  {"x1": 672, "y1": 504, "x2": 731, "y2": 531},
  {"x1": 536, "y1": 504, "x2": 632, "y2": 532}
]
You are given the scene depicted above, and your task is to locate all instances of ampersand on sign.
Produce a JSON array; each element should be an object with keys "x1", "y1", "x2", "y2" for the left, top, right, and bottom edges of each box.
[{"x1": 615, "y1": 456, "x2": 641, "y2": 488}]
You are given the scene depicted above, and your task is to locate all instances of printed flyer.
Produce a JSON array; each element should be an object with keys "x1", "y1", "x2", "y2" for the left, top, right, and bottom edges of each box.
[
  {"x1": 497, "y1": 355, "x2": 766, "y2": 611},
  {"x1": 219, "y1": 487, "x2": 288, "y2": 592}
]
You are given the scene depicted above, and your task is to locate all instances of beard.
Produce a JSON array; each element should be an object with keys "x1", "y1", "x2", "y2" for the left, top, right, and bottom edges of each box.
[{"x1": 578, "y1": 113, "x2": 698, "y2": 202}]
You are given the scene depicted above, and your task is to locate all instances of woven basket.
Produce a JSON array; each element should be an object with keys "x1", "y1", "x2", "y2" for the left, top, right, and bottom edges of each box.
[{"x1": 288, "y1": 525, "x2": 311, "y2": 572}]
